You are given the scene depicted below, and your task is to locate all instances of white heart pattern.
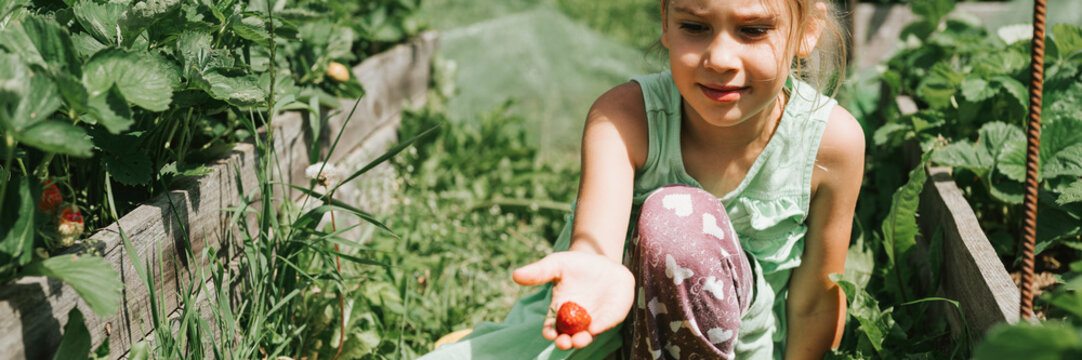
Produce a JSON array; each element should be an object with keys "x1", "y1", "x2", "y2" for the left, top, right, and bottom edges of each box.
[
  {"x1": 648, "y1": 297, "x2": 668, "y2": 316},
  {"x1": 662, "y1": 193, "x2": 693, "y2": 217},
  {"x1": 702, "y1": 276, "x2": 726, "y2": 300},
  {"x1": 702, "y1": 213, "x2": 731, "y2": 257},
  {"x1": 670, "y1": 320, "x2": 684, "y2": 333},
  {"x1": 708, "y1": 328, "x2": 734, "y2": 344},
  {"x1": 665, "y1": 254, "x2": 694, "y2": 285},
  {"x1": 665, "y1": 344, "x2": 681, "y2": 359},
  {"x1": 651, "y1": 349, "x2": 662, "y2": 360}
]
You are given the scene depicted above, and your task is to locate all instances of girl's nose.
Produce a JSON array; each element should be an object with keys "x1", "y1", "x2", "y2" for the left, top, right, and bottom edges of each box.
[{"x1": 703, "y1": 34, "x2": 738, "y2": 73}]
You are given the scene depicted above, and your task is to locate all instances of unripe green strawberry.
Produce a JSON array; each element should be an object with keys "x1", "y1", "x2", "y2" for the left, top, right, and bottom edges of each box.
[
  {"x1": 57, "y1": 205, "x2": 84, "y2": 247},
  {"x1": 555, "y1": 301, "x2": 591, "y2": 335},
  {"x1": 327, "y1": 61, "x2": 350, "y2": 82}
]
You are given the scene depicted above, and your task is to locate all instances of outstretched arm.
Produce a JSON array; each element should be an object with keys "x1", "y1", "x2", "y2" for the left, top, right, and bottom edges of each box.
[
  {"x1": 513, "y1": 82, "x2": 649, "y2": 350},
  {"x1": 785, "y1": 106, "x2": 865, "y2": 359}
]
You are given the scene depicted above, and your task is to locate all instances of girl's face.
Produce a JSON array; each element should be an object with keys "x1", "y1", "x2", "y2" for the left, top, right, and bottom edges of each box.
[{"x1": 661, "y1": 0, "x2": 799, "y2": 129}]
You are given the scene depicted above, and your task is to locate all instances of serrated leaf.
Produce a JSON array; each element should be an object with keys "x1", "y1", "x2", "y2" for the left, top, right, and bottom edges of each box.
[
  {"x1": 87, "y1": 85, "x2": 133, "y2": 134},
  {"x1": 910, "y1": 0, "x2": 956, "y2": 24},
  {"x1": 54, "y1": 71, "x2": 90, "y2": 115},
  {"x1": 23, "y1": 255, "x2": 123, "y2": 317},
  {"x1": 103, "y1": 149, "x2": 152, "y2": 186},
  {"x1": 12, "y1": 69, "x2": 62, "y2": 132},
  {"x1": 54, "y1": 308, "x2": 91, "y2": 360},
  {"x1": 17, "y1": 121, "x2": 95, "y2": 157},
  {"x1": 0, "y1": 53, "x2": 31, "y2": 120},
  {"x1": 1052, "y1": 24, "x2": 1082, "y2": 57},
  {"x1": 916, "y1": 62, "x2": 962, "y2": 110},
  {"x1": 119, "y1": 0, "x2": 182, "y2": 40},
  {"x1": 0, "y1": 16, "x2": 79, "y2": 74},
  {"x1": 873, "y1": 123, "x2": 909, "y2": 146},
  {"x1": 1039, "y1": 115, "x2": 1082, "y2": 180},
  {"x1": 832, "y1": 277, "x2": 899, "y2": 355},
  {"x1": 974, "y1": 321, "x2": 1082, "y2": 360},
  {"x1": 0, "y1": 176, "x2": 36, "y2": 281},
  {"x1": 881, "y1": 154, "x2": 928, "y2": 304},
  {"x1": 975, "y1": 122, "x2": 1027, "y2": 181},
  {"x1": 197, "y1": 70, "x2": 265, "y2": 107},
  {"x1": 231, "y1": 15, "x2": 269, "y2": 42},
  {"x1": 961, "y1": 76, "x2": 995, "y2": 102},
  {"x1": 991, "y1": 76, "x2": 1028, "y2": 109},
  {"x1": 1058, "y1": 180, "x2": 1082, "y2": 205},
  {"x1": 72, "y1": 0, "x2": 126, "y2": 45},
  {"x1": 933, "y1": 141, "x2": 991, "y2": 177},
  {"x1": 82, "y1": 48, "x2": 176, "y2": 111},
  {"x1": 70, "y1": 32, "x2": 107, "y2": 60}
]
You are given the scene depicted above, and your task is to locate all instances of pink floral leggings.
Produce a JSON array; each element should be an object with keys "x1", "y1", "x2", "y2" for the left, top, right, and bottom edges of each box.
[{"x1": 622, "y1": 185, "x2": 754, "y2": 359}]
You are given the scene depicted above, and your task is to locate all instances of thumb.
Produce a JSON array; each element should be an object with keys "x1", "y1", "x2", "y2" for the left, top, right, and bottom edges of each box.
[{"x1": 512, "y1": 254, "x2": 564, "y2": 286}]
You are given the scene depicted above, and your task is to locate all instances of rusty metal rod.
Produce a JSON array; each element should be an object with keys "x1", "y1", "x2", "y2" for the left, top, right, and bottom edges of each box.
[{"x1": 1020, "y1": 0, "x2": 1047, "y2": 320}]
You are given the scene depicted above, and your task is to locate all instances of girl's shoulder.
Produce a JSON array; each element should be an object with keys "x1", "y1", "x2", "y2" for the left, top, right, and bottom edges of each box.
[{"x1": 585, "y1": 81, "x2": 650, "y2": 169}]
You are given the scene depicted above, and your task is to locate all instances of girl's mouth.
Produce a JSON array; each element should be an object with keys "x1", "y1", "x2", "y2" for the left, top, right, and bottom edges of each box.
[{"x1": 698, "y1": 84, "x2": 747, "y2": 103}]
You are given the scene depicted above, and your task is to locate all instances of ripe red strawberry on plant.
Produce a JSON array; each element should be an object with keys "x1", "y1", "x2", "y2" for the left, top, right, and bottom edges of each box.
[
  {"x1": 57, "y1": 205, "x2": 84, "y2": 247},
  {"x1": 555, "y1": 301, "x2": 591, "y2": 335},
  {"x1": 39, "y1": 180, "x2": 62, "y2": 214}
]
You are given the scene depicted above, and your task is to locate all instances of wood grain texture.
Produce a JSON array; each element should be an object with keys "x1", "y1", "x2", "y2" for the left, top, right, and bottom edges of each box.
[{"x1": 0, "y1": 32, "x2": 438, "y2": 360}]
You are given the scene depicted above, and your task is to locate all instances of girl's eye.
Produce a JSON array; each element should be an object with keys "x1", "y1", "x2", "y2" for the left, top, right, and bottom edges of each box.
[
  {"x1": 741, "y1": 26, "x2": 771, "y2": 37},
  {"x1": 679, "y1": 22, "x2": 708, "y2": 34}
]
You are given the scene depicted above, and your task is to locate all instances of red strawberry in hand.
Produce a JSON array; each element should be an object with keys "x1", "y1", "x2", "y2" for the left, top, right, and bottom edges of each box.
[
  {"x1": 555, "y1": 302, "x2": 591, "y2": 335},
  {"x1": 39, "y1": 180, "x2": 62, "y2": 214}
]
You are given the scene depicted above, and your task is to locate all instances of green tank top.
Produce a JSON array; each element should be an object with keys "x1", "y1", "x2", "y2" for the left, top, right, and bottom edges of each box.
[{"x1": 627, "y1": 71, "x2": 836, "y2": 359}]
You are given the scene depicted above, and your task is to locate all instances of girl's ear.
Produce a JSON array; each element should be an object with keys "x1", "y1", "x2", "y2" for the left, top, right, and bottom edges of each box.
[
  {"x1": 660, "y1": 0, "x2": 670, "y2": 49},
  {"x1": 797, "y1": 2, "x2": 828, "y2": 57}
]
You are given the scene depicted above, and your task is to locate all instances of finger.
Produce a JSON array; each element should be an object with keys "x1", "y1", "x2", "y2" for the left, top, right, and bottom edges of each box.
[
  {"x1": 542, "y1": 318, "x2": 558, "y2": 341},
  {"x1": 554, "y1": 334, "x2": 573, "y2": 350},
  {"x1": 571, "y1": 331, "x2": 594, "y2": 349},
  {"x1": 512, "y1": 254, "x2": 563, "y2": 286}
]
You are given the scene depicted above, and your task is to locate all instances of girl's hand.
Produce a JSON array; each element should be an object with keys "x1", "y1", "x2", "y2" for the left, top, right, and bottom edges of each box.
[{"x1": 512, "y1": 251, "x2": 635, "y2": 350}]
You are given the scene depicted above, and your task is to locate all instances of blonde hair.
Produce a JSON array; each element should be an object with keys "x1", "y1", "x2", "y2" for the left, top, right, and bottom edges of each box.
[{"x1": 658, "y1": 0, "x2": 848, "y2": 98}]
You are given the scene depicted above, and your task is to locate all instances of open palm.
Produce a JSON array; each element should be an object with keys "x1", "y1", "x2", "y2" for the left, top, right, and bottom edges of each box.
[{"x1": 512, "y1": 251, "x2": 636, "y2": 350}]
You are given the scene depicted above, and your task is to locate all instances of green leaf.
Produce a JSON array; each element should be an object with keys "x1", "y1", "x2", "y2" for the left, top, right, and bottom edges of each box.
[
  {"x1": 961, "y1": 76, "x2": 995, "y2": 102},
  {"x1": 880, "y1": 154, "x2": 927, "y2": 302},
  {"x1": 0, "y1": 176, "x2": 36, "y2": 281},
  {"x1": 872, "y1": 123, "x2": 909, "y2": 147},
  {"x1": 832, "y1": 276, "x2": 899, "y2": 355},
  {"x1": 916, "y1": 62, "x2": 962, "y2": 110},
  {"x1": 53, "y1": 308, "x2": 91, "y2": 360},
  {"x1": 102, "y1": 148, "x2": 152, "y2": 186},
  {"x1": 972, "y1": 50, "x2": 1028, "y2": 76},
  {"x1": 16, "y1": 121, "x2": 94, "y2": 157},
  {"x1": 72, "y1": 0, "x2": 126, "y2": 45},
  {"x1": 974, "y1": 321, "x2": 1082, "y2": 360},
  {"x1": 0, "y1": 16, "x2": 80, "y2": 74},
  {"x1": 82, "y1": 48, "x2": 176, "y2": 112},
  {"x1": 909, "y1": 0, "x2": 956, "y2": 24},
  {"x1": 1052, "y1": 24, "x2": 1082, "y2": 57},
  {"x1": 23, "y1": 254, "x2": 123, "y2": 317},
  {"x1": 70, "y1": 32, "x2": 107, "y2": 59},
  {"x1": 1039, "y1": 115, "x2": 1082, "y2": 180},
  {"x1": 87, "y1": 85, "x2": 133, "y2": 134},
  {"x1": 932, "y1": 142, "x2": 990, "y2": 177},
  {"x1": 0, "y1": 53, "x2": 31, "y2": 126},
  {"x1": 119, "y1": 0, "x2": 182, "y2": 42},
  {"x1": 196, "y1": 69, "x2": 265, "y2": 107},
  {"x1": 976, "y1": 122, "x2": 1027, "y2": 181},
  {"x1": 1058, "y1": 180, "x2": 1082, "y2": 205},
  {"x1": 991, "y1": 76, "x2": 1028, "y2": 110},
  {"x1": 54, "y1": 71, "x2": 90, "y2": 115},
  {"x1": 230, "y1": 15, "x2": 270, "y2": 42},
  {"x1": 4, "y1": 63, "x2": 62, "y2": 132}
]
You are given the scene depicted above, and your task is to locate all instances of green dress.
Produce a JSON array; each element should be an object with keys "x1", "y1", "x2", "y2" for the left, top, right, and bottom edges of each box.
[{"x1": 418, "y1": 71, "x2": 836, "y2": 360}]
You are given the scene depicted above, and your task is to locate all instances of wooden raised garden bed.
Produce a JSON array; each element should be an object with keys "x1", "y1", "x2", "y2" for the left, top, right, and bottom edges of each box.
[
  {"x1": 895, "y1": 96, "x2": 1021, "y2": 344},
  {"x1": 0, "y1": 32, "x2": 439, "y2": 360}
]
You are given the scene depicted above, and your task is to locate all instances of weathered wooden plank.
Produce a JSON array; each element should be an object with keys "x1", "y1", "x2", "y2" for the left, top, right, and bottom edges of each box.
[
  {"x1": 919, "y1": 166, "x2": 1020, "y2": 339},
  {"x1": 0, "y1": 32, "x2": 438, "y2": 360},
  {"x1": 891, "y1": 95, "x2": 1020, "y2": 341}
]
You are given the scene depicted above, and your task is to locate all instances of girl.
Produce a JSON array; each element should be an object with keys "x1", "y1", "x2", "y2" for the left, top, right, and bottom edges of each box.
[{"x1": 422, "y1": 0, "x2": 863, "y2": 358}]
